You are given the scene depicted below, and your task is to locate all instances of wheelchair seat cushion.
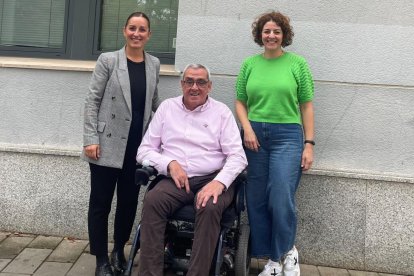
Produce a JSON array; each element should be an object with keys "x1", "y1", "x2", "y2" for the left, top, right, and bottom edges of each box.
[{"x1": 169, "y1": 204, "x2": 237, "y2": 229}]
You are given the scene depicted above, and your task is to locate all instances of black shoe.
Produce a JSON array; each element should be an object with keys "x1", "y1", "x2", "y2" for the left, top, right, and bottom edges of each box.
[
  {"x1": 95, "y1": 263, "x2": 114, "y2": 276},
  {"x1": 110, "y1": 251, "x2": 127, "y2": 275}
]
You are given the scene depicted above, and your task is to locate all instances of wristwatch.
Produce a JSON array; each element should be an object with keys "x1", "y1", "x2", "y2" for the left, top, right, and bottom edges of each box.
[{"x1": 304, "y1": 140, "x2": 315, "y2": 146}]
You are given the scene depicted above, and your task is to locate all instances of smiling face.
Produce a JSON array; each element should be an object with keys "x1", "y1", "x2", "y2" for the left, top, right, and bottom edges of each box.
[
  {"x1": 181, "y1": 67, "x2": 212, "y2": 111},
  {"x1": 123, "y1": 16, "x2": 151, "y2": 51},
  {"x1": 261, "y1": 20, "x2": 283, "y2": 53}
]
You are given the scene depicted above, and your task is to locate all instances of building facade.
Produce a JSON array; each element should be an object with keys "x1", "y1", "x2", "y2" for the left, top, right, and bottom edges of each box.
[{"x1": 1, "y1": 0, "x2": 413, "y2": 274}]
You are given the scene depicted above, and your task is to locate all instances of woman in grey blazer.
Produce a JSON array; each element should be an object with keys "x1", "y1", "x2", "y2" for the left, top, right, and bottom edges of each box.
[{"x1": 82, "y1": 12, "x2": 160, "y2": 276}]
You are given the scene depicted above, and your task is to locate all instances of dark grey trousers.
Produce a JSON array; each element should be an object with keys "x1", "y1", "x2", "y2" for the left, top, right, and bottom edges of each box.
[{"x1": 137, "y1": 172, "x2": 235, "y2": 276}]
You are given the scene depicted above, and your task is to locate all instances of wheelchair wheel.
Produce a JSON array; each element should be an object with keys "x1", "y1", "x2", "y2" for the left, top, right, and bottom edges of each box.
[{"x1": 234, "y1": 224, "x2": 250, "y2": 276}]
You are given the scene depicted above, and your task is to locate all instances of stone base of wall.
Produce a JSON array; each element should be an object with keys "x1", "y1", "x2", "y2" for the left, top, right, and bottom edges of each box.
[
  {"x1": 296, "y1": 173, "x2": 414, "y2": 275},
  {"x1": 1, "y1": 150, "x2": 413, "y2": 275}
]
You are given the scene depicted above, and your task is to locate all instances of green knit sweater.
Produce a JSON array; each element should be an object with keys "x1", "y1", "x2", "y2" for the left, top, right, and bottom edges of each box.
[{"x1": 236, "y1": 52, "x2": 314, "y2": 124}]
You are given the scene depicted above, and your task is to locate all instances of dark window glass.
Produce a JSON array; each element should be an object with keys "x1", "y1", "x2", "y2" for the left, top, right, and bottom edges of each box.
[
  {"x1": 99, "y1": 0, "x2": 178, "y2": 62},
  {"x1": 0, "y1": 0, "x2": 66, "y2": 51},
  {"x1": 0, "y1": 0, "x2": 178, "y2": 63}
]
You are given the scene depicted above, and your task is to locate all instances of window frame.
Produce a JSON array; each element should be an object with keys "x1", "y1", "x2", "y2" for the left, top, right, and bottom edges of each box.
[
  {"x1": 92, "y1": 0, "x2": 176, "y2": 64},
  {"x1": 0, "y1": 0, "x2": 176, "y2": 64},
  {"x1": 0, "y1": 0, "x2": 71, "y2": 58}
]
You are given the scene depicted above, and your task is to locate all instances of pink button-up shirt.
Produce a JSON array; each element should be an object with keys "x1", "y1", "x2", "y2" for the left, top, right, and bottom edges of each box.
[{"x1": 137, "y1": 96, "x2": 247, "y2": 188}]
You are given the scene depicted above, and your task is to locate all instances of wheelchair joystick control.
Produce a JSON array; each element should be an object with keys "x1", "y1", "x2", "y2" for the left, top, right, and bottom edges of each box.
[
  {"x1": 142, "y1": 159, "x2": 150, "y2": 167},
  {"x1": 135, "y1": 160, "x2": 158, "y2": 187}
]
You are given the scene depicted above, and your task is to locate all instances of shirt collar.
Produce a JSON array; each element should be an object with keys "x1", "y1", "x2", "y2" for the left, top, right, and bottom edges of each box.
[{"x1": 181, "y1": 96, "x2": 211, "y2": 112}]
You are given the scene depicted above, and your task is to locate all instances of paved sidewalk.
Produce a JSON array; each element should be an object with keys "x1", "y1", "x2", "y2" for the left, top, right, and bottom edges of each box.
[{"x1": 0, "y1": 232, "x2": 406, "y2": 276}]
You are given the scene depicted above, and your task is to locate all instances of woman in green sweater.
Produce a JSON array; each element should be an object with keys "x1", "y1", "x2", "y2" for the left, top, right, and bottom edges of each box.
[{"x1": 235, "y1": 11, "x2": 315, "y2": 276}]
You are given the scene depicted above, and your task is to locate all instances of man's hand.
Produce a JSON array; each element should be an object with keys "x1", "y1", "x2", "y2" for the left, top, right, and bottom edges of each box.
[
  {"x1": 168, "y1": 160, "x2": 190, "y2": 193},
  {"x1": 84, "y1": 144, "x2": 100, "y2": 160},
  {"x1": 196, "y1": 180, "x2": 226, "y2": 209}
]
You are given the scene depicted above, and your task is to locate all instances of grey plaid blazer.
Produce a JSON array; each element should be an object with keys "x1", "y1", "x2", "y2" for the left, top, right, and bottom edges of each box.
[{"x1": 81, "y1": 47, "x2": 160, "y2": 168}]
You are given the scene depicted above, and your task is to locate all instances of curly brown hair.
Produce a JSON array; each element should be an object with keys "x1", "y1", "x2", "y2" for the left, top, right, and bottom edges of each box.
[{"x1": 252, "y1": 11, "x2": 294, "y2": 47}]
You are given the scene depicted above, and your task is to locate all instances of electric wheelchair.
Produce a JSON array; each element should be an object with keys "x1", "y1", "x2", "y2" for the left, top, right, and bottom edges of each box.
[{"x1": 124, "y1": 166, "x2": 250, "y2": 276}]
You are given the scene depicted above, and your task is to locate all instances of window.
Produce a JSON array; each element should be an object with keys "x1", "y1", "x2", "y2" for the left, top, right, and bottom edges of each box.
[
  {"x1": 0, "y1": 0, "x2": 68, "y2": 55},
  {"x1": 98, "y1": 0, "x2": 178, "y2": 63},
  {"x1": 0, "y1": 0, "x2": 178, "y2": 63}
]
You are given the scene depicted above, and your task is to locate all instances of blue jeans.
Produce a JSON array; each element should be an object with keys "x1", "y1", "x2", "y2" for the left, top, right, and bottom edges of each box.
[{"x1": 245, "y1": 122, "x2": 303, "y2": 261}]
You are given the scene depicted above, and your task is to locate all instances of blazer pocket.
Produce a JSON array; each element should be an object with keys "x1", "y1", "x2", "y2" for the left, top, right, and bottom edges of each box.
[{"x1": 97, "y1": 121, "x2": 106, "y2": 133}]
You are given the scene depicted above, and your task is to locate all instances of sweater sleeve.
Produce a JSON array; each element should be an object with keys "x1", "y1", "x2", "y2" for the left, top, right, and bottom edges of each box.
[
  {"x1": 293, "y1": 56, "x2": 314, "y2": 103},
  {"x1": 235, "y1": 58, "x2": 250, "y2": 103}
]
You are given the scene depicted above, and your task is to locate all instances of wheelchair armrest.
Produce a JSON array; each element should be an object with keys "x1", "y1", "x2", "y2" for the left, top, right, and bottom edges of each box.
[
  {"x1": 234, "y1": 170, "x2": 247, "y2": 213},
  {"x1": 135, "y1": 166, "x2": 158, "y2": 186},
  {"x1": 234, "y1": 170, "x2": 247, "y2": 184}
]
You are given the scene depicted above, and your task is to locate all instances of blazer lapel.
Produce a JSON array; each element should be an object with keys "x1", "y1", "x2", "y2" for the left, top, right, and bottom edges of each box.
[{"x1": 117, "y1": 47, "x2": 132, "y2": 114}]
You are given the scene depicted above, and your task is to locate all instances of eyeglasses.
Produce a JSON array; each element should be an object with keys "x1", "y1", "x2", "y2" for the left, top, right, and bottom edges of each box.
[{"x1": 182, "y1": 78, "x2": 209, "y2": 88}]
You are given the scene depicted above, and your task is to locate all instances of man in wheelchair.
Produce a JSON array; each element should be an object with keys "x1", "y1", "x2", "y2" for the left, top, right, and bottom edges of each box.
[{"x1": 135, "y1": 64, "x2": 247, "y2": 276}]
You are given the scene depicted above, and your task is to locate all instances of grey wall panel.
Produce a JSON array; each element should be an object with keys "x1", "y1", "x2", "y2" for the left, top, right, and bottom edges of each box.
[
  {"x1": 365, "y1": 181, "x2": 414, "y2": 275},
  {"x1": 296, "y1": 174, "x2": 366, "y2": 270},
  {"x1": 313, "y1": 82, "x2": 414, "y2": 176},
  {"x1": 0, "y1": 69, "x2": 181, "y2": 149},
  {"x1": 176, "y1": 0, "x2": 414, "y2": 86}
]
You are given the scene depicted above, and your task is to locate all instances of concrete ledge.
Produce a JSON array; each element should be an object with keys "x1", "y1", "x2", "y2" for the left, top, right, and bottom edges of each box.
[
  {"x1": 1, "y1": 143, "x2": 413, "y2": 184},
  {"x1": 310, "y1": 168, "x2": 414, "y2": 184},
  {"x1": 0, "y1": 143, "x2": 80, "y2": 157},
  {"x1": 0, "y1": 56, "x2": 179, "y2": 76}
]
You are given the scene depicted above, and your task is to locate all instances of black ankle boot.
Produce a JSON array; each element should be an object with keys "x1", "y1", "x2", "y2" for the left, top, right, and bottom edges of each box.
[
  {"x1": 95, "y1": 262, "x2": 114, "y2": 276},
  {"x1": 110, "y1": 250, "x2": 127, "y2": 275}
]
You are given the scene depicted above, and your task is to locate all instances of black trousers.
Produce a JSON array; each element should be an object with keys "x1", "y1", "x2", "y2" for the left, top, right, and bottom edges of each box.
[{"x1": 88, "y1": 159, "x2": 140, "y2": 256}]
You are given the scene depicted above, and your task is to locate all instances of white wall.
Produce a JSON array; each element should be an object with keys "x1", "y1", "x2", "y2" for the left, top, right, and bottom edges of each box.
[{"x1": 175, "y1": 0, "x2": 414, "y2": 177}]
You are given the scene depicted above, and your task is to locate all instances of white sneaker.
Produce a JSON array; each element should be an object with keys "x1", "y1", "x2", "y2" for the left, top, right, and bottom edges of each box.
[
  {"x1": 258, "y1": 260, "x2": 282, "y2": 276},
  {"x1": 283, "y1": 246, "x2": 300, "y2": 276}
]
